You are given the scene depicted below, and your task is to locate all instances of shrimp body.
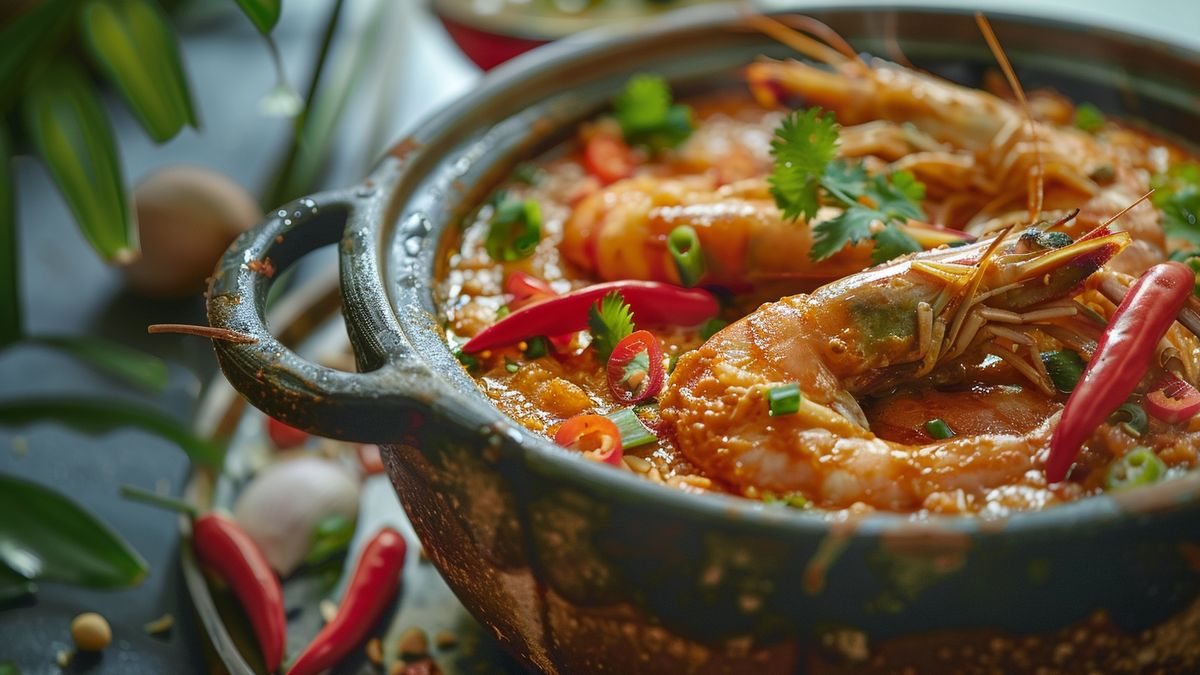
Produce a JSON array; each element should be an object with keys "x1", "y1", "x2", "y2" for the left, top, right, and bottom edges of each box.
[
  {"x1": 660, "y1": 228, "x2": 1130, "y2": 511},
  {"x1": 561, "y1": 174, "x2": 877, "y2": 288}
]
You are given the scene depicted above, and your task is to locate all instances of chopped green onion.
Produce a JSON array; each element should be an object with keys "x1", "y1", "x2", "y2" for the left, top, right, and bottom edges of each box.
[
  {"x1": 762, "y1": 490, "x2": 810, "y2": 509},
  {"x1": 496, "y1": 305, "x2": 511, "y2": 319},
  {"x1": 1074, "y1": 102, "x2": 1105, "y2": 133},
  {"x1": 453, "y1": 348, "x2": 479, "y2": 371},
  {"x1": 505, "y1": 359, "x2": 520, "y2": 374},
  {"x1": 1105, "y1": 447, "x2": 1166, "y2": 490},
  {"x1": 605, "y1": 407, "x2": 657, "y2": 449},
  {"x1": 1108, "y1": 403, "x2": 1149, "y2": 436},
  {"x1": 486, "y1": 199, "x2": 543, "y2": 262},
  {"x1": 699, "y1": 318, "x2": 727, "y2": 341},
  {"x1": 613, "y1": 74, "x2": 694, "y2": 150},
  {"x1": 524, "y1": 336, "x2": 549, "y2": 359},
  {"x1": 667, "y1": 225, "x2": 705, "y2": 288},
  {"x1": 667, "y1": 350, "x2": 682, "y2": 374},
  {"x1": 1041, "y1": 350, "x2": 1086, "y2": 394},
  {"x1": 767, "y1": 383, "x2": 802, "y2": 416},
  {"x1": 925, "y1": 418, "x2": 955, "y2": 439}
]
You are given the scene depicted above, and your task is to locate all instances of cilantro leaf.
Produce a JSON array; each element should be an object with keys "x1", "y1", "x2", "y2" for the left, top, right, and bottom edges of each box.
[
  {"x1": 868, "y1": 171, "x2": 926, "y2": 223},
  {"x1": 1152, "y1": 163, "x2": 1200, "y2": 246},
  {"x1": 613, "y1": 74, "x2": 694, "y2": 151},
  {"x1": 1074, "y1": 103, "x2": 1105, "y2": 133},
  {"x1": 818, "y1": 159, "x2": 867, "y2": 203},
  {"x1": 870, "y1": 224, "x2": 923, "y2": 265},
  {"x1": 811, "y1": 206, "x2": 878, "y2": 261},
  {"x1": 588, "y1": 291, "x2": 635, "y2": 361},
  {"x1": 769, "y1": 108, "x2": 840, "y2": 220}
]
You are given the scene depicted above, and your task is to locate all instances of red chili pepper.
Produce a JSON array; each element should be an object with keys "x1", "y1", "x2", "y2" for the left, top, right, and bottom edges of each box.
[
  {"x1": 1047, "y1": 262, "x2": 1193, "y2": 482},
  {"x1": 193, "y1": 513, "x2": 287, "y2": 673},
  {"x1": 505, "y1": 271, "x2": 556, "y2": 310},
  {"x1": 267, "y1": 416, "x2": 309, "y2": 449},
  {"x1": 583, "y1": 133, "x2": 634, "y2": 185},
  {"x1": 287, "y1": 527, "x2": 408, "y2": 675},
  {"x1": 1144, "y1": 373, "x2": 1200, "y2": 424},
  {"x1": 463, "y1": 281, "x2": 719, "y2": 353},
  {"x1": 607, "y1": 330, "x2": 665, "y2": 404},
  {"x1": 555, "y1": 414, "x2": 623, "y2": 466}
]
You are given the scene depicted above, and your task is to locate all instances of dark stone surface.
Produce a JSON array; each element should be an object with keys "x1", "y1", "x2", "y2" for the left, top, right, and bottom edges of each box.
[{"x1": 0, "y1": 1, "x2": 477, "y2": 671}]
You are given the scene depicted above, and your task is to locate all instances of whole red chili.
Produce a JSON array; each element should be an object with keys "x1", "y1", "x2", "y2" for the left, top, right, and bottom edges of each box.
[
  {"x1": 287, "y1": 527, "x2": 408, "y2": 675},
  {"x1": 1047, "y1": 262, "x2": 1193, "y2": 482},
  {"x1": 121, "y1": 486, "x2": 286, "y2": 672},
  {"x1": 463, "y1": 280, "x2": 718, "y2": 353},
  {"x1": 193, "y1": 512, "x2": 287, "y2": 673}
]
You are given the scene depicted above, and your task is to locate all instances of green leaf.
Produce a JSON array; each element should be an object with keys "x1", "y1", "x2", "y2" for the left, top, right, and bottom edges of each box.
[
  {"x1": 819, "y1": 159, "x2": 868, "y2": 202},
  {"x1": 0, "y1": 123, "x2": 18, "y2": 348},
  {"x1": 0, "y1": 474, "x2": 147, "y2": 588},
  {"x1": 0, "y1": 0, "x2": 74, "y2": 115},
  {"x1": 23, "y1": 61, "x2": 136, "y2": 263},
  {"x1": 0, "y1": 560, "x2": 36, "y2": 605},
  {"x1": 810, "y1": 205, "x2": 878, "y2": 261},
  {"x1": 587, "y1": 291, "x2": 635, "y2": 362},
  {"x1": 1074, "y1": 102, "x2": 1105, "y2": 133},
  {"x1": 769, "y1": 108, "x2": 840, "y2": 221},
  {"x1": 233, "y1": 0, "x2": 281, "y2": 35},
  {"x1": 80, "y1": 0, "x2": 198, "y2": 143},
  {"x1": 26, "y1": 336, "x2": 169, "y2": 392},
  {"x1": 0, "y1": 397, "x2": 223, "y2": 468},
  {"x1": 877, "y1": 170, "x2": 926, "y2": 219},
  {"x1": 870, "y1": 224, "x2": 922, "y2": 265},
  {"x1": 0, "y1": 660, "x2": 22, "y2": 675},
  {"x1": 612, "y1": 74, "x2": 694, "y2": 151}
]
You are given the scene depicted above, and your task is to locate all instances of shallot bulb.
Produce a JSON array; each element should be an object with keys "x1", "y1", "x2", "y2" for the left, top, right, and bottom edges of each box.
[{"x1": 233, "y1": 457, "x2": 360, "y2": 576}]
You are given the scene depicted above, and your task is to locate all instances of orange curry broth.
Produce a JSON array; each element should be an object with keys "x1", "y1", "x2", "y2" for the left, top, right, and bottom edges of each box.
[{"x1": 434, "y1": 92, "x2": 1200, "y2": 513}]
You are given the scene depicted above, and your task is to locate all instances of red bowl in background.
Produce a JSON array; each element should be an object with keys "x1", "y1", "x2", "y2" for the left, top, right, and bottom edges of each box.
[{"x1": 432, "y1": 0, "x2": 722, "y2": 70}]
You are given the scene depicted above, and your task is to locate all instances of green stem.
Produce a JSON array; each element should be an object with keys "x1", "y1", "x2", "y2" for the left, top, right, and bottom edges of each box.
[
  {"x1": 263, "y1": 0, "x2": 346, "y2": 209},
  {"x1": 0, "y1": 123, "x2": 20, "y2": 347},
  {"x1": 118, "y1": 485, "x2": 198, "y2": 518}
]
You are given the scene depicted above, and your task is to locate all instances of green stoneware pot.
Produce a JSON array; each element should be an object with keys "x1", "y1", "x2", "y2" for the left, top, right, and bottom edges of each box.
[{"x1": 208, "y1": 5, "x2": 1200, "y2": 673}]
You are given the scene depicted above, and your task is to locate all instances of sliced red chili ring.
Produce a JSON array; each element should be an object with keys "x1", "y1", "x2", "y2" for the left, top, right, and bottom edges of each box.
[
  {"x1": 583, "y1": 133, "x2": 635, "y2": 185},
  {"x1": 606, "y1": 330, "x2": 665, "y2": 404},
  {"x1": 554, "y1": 414, "x2": 623, "y2": 466},
  {"x1": 1144, "y1": 373, "x2": 1200, "y2": 424}
]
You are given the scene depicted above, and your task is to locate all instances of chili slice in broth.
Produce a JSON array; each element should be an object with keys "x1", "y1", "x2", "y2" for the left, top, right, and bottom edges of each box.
[
  {"x1": 555, "y1": 415, "x2": 624, "y2": 466},
  {"x1": 607, "y1": 330, "x2": 665, "y2": 404}
]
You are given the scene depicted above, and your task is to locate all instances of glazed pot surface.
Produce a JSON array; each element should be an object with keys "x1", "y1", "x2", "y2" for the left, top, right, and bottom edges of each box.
[{"x1": 207, "y1": 5, "x2": 1200, "y2": 672}]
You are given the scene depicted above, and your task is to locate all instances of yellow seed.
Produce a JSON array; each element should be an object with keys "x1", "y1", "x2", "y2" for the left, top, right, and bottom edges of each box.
[
  {"x1": 435, "y1": 630, "x2": 458, "y2": 650},
  {"x1": 71, "y1": 612, "x2": 112, "y2": 651},
  {"x1": 319, "y1": 600, "x2": 338, "y2": 623},
  {"x1": 365, "y1": 637, "x2": 384, "y2": 664},
  {"x1": 397, "y1": 627, "x2": 429, "y2": 659},
  {"x1": 143, "y1": 613, "x2": 175, "y2": 635}
]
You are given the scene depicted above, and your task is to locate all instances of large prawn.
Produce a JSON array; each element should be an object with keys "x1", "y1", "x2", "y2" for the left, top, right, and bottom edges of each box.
[
  {"x1": 744, "y1": 14, "x2": 1168, "y2": 272},
  {"x1": 658, "y1": 224, "x2": 1189, "y2": 513}
]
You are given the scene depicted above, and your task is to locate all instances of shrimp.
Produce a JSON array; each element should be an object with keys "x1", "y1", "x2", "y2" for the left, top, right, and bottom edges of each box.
[
  {"x1": 743, "y1": 16, "x2": 1169, "y2": 268},
  {"x1": 659, "y1": 225, "x2": 1135, "y2": 512},
  {"x1": 561, "y1": 173, "x2": 964, "y2": 289}
]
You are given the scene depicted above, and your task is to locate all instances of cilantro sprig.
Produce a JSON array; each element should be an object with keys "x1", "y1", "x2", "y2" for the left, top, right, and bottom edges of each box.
[
  {"x1": 768, "y1": 107, "x2": 927, "y2": 264},
  {"x1": 1151, "y1": 162, "x2": 1200, "y2": 246},
  {"x1": 613, "y1": 74, "x2": 694, "y2": 151},
  {"x1": 587, "y1": 291, "x2": 635, "y2": 361}
]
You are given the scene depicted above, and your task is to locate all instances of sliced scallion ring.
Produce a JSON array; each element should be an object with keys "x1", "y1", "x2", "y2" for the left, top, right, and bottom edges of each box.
[
  {"x1": 605, "y1": 407, "x2": 657, "y2": 449},
  {"x1": 1108, "y1": 402, "x2": 1148, "y2": 436},
  {"x1": 925, "y1": 418, "x2": 955, "y2": 439},
  {"x1": 667, "y1": 225, "x2": 705, "y2": 288},
  {"x1": 767, "y1": 383, "x2": 802, "y2": 417},
  {"x1": 1105, "y1": 447, "x2": 1166, "y2": 490}
]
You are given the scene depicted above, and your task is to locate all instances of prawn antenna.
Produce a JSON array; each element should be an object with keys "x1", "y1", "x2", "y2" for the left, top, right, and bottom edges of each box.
[
  {"x1": 1100, "y1": 189, "x2": 1155, "y2": 229},
  {"x1": 975, "y1": 12, "x2": 1044, "y2": 224},
  {"x1": 742, "y1": 9, "x2": 867, "y2": 70}
]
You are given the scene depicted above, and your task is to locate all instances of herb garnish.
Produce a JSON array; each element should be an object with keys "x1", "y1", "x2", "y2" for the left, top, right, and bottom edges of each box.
[
  {"x1": 613, "y1": 74, "x2": 694, "y2": 151},
  {"x1": 587, "y1": 291, "x2": 635, "y2": 361},
  {"x1": 1151, "y1": 162, "x2": 1200, "y2": 246},
  {"x1": 768, "y1": 107, "x2": 927, "y2": 263}
]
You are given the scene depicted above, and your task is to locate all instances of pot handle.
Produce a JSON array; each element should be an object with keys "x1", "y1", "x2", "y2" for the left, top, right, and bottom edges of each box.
[{"x1": 206, "y1": 171, "x2": 423, "y2": 443}]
